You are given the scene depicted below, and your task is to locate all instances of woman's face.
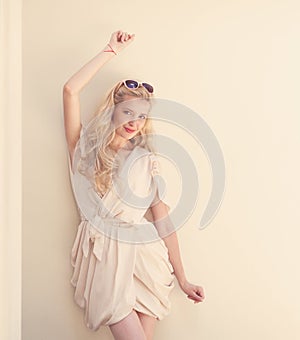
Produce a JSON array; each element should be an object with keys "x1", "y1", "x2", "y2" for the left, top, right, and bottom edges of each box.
[{"x1": 112, "y1": 96, "x2": 150, "y2": 142}]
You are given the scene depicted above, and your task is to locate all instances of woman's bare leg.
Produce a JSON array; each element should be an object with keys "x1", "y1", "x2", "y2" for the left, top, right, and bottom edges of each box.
[
  {"x1": 109, "y1": 310, "x2": 146, "y2": 340},
  {"x1": 136, "y1": 311, "x2": 157, "y2": 340}
]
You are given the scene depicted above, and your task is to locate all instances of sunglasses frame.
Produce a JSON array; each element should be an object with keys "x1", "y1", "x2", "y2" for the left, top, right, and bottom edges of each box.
[{"x1": 122, "y1": 79, "x2": 154, "y2": 94}]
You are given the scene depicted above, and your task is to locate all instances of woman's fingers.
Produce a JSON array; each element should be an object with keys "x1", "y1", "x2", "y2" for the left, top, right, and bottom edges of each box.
[
  {"x1": 188, "y1": 294, "x2": 202, "y2": 303},
  {"x1": 125, "y1": 33, "x2": 135, "y2": 43},
  {"x1": 187, "y1": 295, "x2": 200, "y2": 303},
  {"x1": 122, "y1": 32, "x2": 128, "y2": 42},
  {"x1": 196, "y1": 286, "x2": 205, "y2": 298},
  {"x1": 119, "y1": 32, "x2": 132, "y2": 43},
  {"x1": 108, "y1": 30, "x2": 135, "y2": 54},
  {"x1": 113, "y1": 30, "x2": 135, "y2": 43},
  {"x1": 181, "y1": 281, "x2": 205, "y2": 304},
  {"x1": 187, "y1": 286, "x2": 205, "y2": 303},
  {"x1": 116, "y1": 30, "x2": 122, "y2": 40}
]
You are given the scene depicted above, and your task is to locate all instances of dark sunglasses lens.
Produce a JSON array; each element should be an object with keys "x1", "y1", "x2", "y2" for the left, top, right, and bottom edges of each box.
[
  {"x1": 125, "y1": 80, "x2": 139, "y2": 89},
  {"x1": 142, "y1": 83, "x2": 154, "y2": 93}
]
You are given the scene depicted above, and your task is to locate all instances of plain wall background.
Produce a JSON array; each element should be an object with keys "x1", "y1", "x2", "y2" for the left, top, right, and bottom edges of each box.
[
  {"x1": 0, "y1": 0, "x2": 22, "y2": 339},
  {"x1": 22, "y1": 0, "x2": 300, "y2": 339}
]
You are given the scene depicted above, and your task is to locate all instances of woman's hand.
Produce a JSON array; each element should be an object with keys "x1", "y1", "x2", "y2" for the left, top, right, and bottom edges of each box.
[
  {"x1": 179, "y1": 280, "x2": 205, "y2": 304},
  {"x1": 108, "y1": 30, "x2": 135, "y2": 54}
]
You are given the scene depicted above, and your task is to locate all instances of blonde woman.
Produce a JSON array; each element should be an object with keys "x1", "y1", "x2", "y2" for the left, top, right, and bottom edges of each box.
[{"x1": 63, "y1": 30, "x2": 205, "y2": 340}]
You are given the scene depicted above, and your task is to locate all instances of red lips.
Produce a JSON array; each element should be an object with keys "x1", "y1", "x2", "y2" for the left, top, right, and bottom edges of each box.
[{"x1": 124, "y1": 127, "x2": 136, "y2": 133}]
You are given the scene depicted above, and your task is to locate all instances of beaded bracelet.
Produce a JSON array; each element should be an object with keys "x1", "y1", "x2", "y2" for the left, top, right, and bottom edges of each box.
[{"x1": 104, "y1": 43, "x2": 117, "y2": 55}]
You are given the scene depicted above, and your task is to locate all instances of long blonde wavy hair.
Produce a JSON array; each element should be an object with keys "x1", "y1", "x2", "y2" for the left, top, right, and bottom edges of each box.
[{"x1": 78, "y1": 80, "x2": 155, "y2": 197}]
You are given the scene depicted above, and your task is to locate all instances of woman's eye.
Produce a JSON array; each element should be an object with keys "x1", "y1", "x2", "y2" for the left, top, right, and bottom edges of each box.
[
  {"x1": 139, "y1": 115, "x2": 147, "y2": 120},
  {"x1": 124, "y1": 110, "x2": 132, "y2": 115}
]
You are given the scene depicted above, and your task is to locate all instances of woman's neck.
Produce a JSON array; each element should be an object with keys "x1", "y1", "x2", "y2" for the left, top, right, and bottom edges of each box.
[{"x1": 109, "y1": 137, "x2": 134, "y2": 152}]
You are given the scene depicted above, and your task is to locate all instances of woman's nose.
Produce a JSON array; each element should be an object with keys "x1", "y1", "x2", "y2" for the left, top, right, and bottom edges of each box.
[{"x1": 128, "y1": 119, "x2": 137, "y2": 127}]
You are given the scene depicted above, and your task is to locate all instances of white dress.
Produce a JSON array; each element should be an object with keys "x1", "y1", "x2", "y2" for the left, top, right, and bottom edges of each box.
[{"x1": 68, "y1": 128, "x2": 175, "y2": 331}]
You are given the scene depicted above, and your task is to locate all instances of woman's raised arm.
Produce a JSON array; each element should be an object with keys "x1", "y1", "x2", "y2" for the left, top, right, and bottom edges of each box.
[{"x1": 63, "y1": 30, "x2": 135, "y2": 162}]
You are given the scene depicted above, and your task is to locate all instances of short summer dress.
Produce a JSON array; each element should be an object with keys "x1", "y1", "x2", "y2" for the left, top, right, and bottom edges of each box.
[{"x1": 68, "y1": 127, "x2": 176, "y2": 331}]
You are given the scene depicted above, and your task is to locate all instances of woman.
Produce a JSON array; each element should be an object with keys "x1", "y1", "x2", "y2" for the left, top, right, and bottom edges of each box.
[{"x1": 63, "y1": 30, "x2": 205, "y2": 340}]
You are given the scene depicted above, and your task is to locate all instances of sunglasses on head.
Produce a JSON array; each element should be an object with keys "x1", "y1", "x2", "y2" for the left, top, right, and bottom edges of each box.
[{"x1": 122, "y1": 79, "x2": 154, "y2": 94}]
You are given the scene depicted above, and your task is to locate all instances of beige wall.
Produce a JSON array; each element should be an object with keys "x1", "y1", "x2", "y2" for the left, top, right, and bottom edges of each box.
[
  {"x1": 0, "y1": 0, "x2": 22, "y2": 339},
  {"x1": 20, "y1": 0, "x2": 300, "y2": 339}
]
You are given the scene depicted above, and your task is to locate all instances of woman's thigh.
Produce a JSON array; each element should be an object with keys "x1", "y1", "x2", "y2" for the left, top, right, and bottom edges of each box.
[
  {"x1": 136, "y1": 311, "x2": 157, "y2": 340},
  {"x1": 109, "y1": 310, "x2": 146, "y2": 340}
]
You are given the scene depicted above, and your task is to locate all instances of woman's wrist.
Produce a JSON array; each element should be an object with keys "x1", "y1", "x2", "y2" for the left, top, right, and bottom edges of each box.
[
  {"x1": 176, "y1": 275, "x2": 188, "y2": 288},
  {"x1": 103, "y1": 43, "x2": 117, "y2": 56}
]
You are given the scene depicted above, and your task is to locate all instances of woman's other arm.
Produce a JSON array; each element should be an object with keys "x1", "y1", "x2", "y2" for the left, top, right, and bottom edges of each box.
[
  {"x1": 63, "y1": 30, "x2": 135, "y2": 162},
  {"x1": 151, "y1": 200, "x2": 205, "y2": 304}
]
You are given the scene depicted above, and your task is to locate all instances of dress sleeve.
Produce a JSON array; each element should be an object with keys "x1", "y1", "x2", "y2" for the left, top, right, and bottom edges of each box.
[
  {"x1": 148, "y1": 153, "x2": 171, "y2": 212},
  {"x1": 143, "y1": 153, "x2": 178, "y2": 237}
]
